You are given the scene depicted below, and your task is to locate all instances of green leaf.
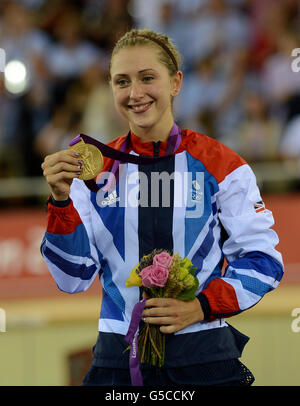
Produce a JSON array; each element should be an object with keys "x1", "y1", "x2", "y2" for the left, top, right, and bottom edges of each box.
[
  {"x1": 123, "y1": 345, "x2": 130, "y2": 354},
  {"x1": 176, "y1": 277, "x2": 199, "y2": 301},
  {"x1": 188, "y1": 266, "x2": 198, "y2": 276}
]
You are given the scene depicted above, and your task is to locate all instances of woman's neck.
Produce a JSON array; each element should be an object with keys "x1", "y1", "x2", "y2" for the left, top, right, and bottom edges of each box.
[{"x1": 130, "y1": 118, "x2": 174, "y2": 143}]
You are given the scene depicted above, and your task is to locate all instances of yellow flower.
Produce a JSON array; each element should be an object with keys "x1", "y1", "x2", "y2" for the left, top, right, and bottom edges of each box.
[
  {"x1": 179, "y1": 267, "x2": 189, "y2": 281},
  {"x1": 182, "y1": 273, "x2": 195, "y2": 289},
  {"x1": 180, "y1": 257, "x2": 193, "y2": 271},
  {"x1": 126, "y1": 264, "x2": 142, "y2": 287}
]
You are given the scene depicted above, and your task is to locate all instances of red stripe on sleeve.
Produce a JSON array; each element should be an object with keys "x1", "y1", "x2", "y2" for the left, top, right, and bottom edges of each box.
[
  {"x1": 47, "y1": 200, "x2": 82, "y2": 235},
  {"x1": 201, "y1": 278, "x2": 240, "y2": 317}
]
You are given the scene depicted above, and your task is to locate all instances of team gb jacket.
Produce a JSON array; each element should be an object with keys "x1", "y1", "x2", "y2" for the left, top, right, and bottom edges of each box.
[{"x1": 41, "y1": 128, "x2": 284, "y2": 368}]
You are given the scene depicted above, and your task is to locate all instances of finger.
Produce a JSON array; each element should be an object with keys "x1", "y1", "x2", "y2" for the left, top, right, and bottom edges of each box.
[
  {"x1": 46, "y1": 171, "x2": 80, "y2": 185},
  {"x1": 44, "y1": 149, "x2": 80, "y2": 160},
  {"x1": 160, "y1": 325, "x2": 178, "y2": 334},
  {"x1": 142, "y1": 306, "x2": 176, "y2": 318},
  {"x1": 143, "y1": 316, "x2": 174, "y2": 326},
  {"x1": 144, "y1": 298, "x2": 175, "y2": 308},
  {"x1": 43, "y1": 161, "x2": 83, "y2": 177},
  {"x1": 43, "y1": 150, "x2": 81, "y2": 168}
]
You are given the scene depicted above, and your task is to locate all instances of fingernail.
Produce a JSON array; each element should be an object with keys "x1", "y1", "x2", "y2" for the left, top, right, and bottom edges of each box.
[
  {"x1": 78, "y1": 160, "x2": 84, "y2": 165},
  {"x1": 74, "y1": 152, "x2": 80, "y2": 157}
]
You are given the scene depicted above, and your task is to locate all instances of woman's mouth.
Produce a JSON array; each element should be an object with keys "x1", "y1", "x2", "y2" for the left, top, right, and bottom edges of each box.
[{"x1": 128, "y1": 101, "x2": 153, "y2": 113}]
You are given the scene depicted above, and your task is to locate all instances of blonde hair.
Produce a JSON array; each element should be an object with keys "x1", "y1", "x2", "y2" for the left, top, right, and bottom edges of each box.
[{"x1": 109, "y1": 28, "x2": 182, "y2": 78}]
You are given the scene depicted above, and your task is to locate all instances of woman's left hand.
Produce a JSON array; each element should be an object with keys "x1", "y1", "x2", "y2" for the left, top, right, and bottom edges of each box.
[{"x1": 141, "y1": 294, "x2": 204, "y2": 334}]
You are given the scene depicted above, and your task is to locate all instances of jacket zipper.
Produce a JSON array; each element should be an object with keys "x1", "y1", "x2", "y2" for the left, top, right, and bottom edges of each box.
[{"x1": 153, "y1": 141, "x2": 160, "y2": 158}]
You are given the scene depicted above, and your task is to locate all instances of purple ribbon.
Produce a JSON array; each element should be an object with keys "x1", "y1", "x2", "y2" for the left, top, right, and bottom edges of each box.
[
  {"x1": 124, "y1": 298, "x2": 147, "y2": 386},
  {"x1": 165, "y1": 122, "x2": 182, "y2": 155},
  {"x1": 69, "y1": 123, "x2": 182, "y2": 193},
  {"x1": 101, "y1": 135, "x2": 128, "y2": 192}
]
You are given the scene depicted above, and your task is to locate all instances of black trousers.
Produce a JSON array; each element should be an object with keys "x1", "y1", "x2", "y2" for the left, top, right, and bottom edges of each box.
[{"x1": 82, "y1": 359, "x2": 255, "y2": 386}]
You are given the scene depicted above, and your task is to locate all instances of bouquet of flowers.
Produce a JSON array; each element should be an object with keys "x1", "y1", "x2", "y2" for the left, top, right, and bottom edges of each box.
[{"x1": 125, "y1": 249, "x2": 199, "y2": 368}]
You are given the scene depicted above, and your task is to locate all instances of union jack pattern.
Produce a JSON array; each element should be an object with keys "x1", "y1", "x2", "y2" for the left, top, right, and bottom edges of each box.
[{"x1": 254, "y1": 201, "x2": 266, "y2": 213}]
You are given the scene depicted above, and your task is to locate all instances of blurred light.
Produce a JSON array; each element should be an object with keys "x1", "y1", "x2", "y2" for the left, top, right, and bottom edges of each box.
[
  {"x1": 4, "y1": 60, "x2": 28, "y2": 95},
  {"x1": 127, "y1": 0, "x2": 146, "y2": 19}
]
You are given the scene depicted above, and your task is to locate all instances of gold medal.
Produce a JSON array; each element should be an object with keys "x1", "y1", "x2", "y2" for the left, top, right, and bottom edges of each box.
[{"x1": 69, "y1": 138, "x2": 103, "y2": 180}]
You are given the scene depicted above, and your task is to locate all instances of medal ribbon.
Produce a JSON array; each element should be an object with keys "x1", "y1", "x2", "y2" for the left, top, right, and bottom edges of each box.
[
  {"x1": 69, "y1": 123, "x2": 182, "y2": 192},
  {"x1": 124, "y1": 298, "x2": 147, "y2": 386},
  {"x1": 69, "y1": 125, "x2": 181, "y2": 384}
]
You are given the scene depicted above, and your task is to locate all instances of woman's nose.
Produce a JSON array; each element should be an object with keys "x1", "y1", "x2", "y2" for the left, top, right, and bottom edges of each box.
[{"x1": 130, "y1": 81, "x2": 144, "y2": 99}]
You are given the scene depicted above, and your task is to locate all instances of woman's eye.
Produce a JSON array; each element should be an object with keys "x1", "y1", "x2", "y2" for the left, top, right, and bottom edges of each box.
[
  {"x1": 143, "y1": 76, "x2": 154, "y2": 82},
  {"x1": 117, "y1": 79, "x2": 129, "y2": 86}
]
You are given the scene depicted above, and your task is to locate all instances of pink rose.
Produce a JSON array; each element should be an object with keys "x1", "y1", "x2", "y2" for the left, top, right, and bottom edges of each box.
[
  {"x1": 153, "y1": 252, "x2": 173, "y2": 269},
  {"x1": 140, "y1": 265, "x2": 169, "y2": 288},
  {"x1": 139, "y1": 265, "x2": 153, "y2": 288}
]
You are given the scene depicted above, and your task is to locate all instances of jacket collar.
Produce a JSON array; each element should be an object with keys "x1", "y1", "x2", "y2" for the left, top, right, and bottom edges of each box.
[
  {"x1": 129, "y1": 132, "x2": 168, "y2": 157},
  {"x1": 128, "y1": 122, "x2": 182, "y2": 157}
]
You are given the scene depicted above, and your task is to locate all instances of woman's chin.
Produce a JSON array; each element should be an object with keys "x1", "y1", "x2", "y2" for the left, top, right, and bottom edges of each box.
[{"x1": 130, "y1": 118, "x2": 155, "y2": 131}]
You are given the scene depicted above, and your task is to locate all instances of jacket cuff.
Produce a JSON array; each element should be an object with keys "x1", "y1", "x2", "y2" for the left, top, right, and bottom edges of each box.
[
  {"x1": 197, "y1": 292, "x2": 212, "y2": 321},
  {"x1": 47, "y1": 195, "x2": 71, "y2": 208}
]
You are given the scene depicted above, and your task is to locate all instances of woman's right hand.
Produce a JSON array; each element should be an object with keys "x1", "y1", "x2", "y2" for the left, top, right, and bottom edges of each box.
[{"x1": 41, "y1": 149, "x2": 83, "y2": 201}]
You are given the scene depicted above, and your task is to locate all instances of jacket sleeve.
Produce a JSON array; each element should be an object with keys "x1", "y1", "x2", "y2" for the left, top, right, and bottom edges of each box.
[
  {"x1": 41, "y1": 179, "x2": 102, "y2": 294},
  {"x1": 198, "y1": 164, "x2": 284, "y2": 321}
]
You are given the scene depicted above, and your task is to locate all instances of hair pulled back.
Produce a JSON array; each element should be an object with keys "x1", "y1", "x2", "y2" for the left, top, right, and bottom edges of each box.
[{"x1": 110, "y1": 28, "x2": 182, "y2": 78}]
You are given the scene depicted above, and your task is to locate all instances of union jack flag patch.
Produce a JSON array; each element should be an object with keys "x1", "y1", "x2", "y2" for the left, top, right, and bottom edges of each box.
[{"x1": 254, "y1": 201, "x2": 266, "y2": 213}]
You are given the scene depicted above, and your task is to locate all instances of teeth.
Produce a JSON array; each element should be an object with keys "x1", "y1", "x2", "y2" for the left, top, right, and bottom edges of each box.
[{"x1": 131, "y1": 102, "x2": 151, "y2": 111}]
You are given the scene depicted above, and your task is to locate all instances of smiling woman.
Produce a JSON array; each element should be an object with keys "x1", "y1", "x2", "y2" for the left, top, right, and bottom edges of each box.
[
  {"x1": 109, "y1": 30, "x2": 183, "y2": 143},
  {"x1": 40, "y1": 28, "x2": 283, "y2": 387}
]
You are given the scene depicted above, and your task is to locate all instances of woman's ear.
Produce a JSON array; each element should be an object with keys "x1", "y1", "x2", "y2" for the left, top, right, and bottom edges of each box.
[{"x1": 171, "y1": 70, "x2": 183, "y2": 97}]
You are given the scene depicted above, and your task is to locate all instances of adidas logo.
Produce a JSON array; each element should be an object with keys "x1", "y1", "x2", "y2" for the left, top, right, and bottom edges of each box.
[{"x1": 100, "y1": 190, "x2": 120, "y2": 207}]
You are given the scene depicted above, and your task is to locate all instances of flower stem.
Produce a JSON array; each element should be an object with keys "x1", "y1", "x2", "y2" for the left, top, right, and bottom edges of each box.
[
  {"x1": 148, "y1": 325, "x2": 162, "y2": 360},
  {"x1": 140, "y1": 324, "x2": 149, "y2": 363}
]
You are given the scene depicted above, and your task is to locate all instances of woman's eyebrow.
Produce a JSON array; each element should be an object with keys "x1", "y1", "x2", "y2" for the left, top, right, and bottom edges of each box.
[
  {"x1": 113, "y1": 69, "x2": 157, "y2": 78},
  {"x1": 138, "y1": 69, "x2": 157, "y2": 73}
]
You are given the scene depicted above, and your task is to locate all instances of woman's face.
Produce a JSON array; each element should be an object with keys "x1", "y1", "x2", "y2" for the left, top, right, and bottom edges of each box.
[{"x1": 110, "y1": 46, "x2": 182, "y2": 136}]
